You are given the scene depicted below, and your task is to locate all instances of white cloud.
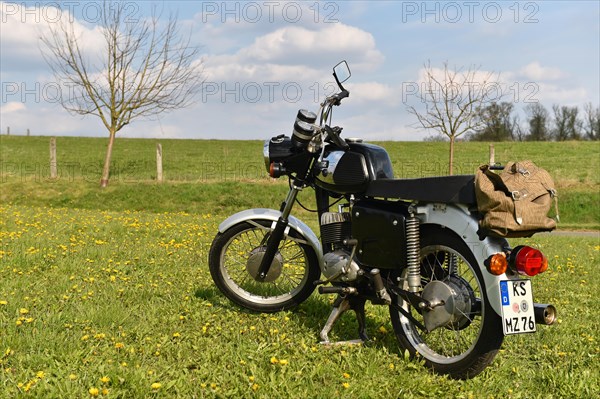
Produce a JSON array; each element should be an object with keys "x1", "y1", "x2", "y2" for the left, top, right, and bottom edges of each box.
[
  {"x1": 202, "y1": 23, "x2": 383, "y2": 84},
  {"x1": 0, "y1": 102, "x2": 26, "y2": 113},
  {"x1": 239, "y1": 24, "x2": 383, "y2": 68},
  {"x1": 348, "y1": 82, "x2": 396, "y2": 105},
  {"x1": 518, "y1": 62, "x2": 566, "y2": 81},
  {"x1": 535, "y1": 83, "x2": 588, "y2": 105},
  {"x1": 0, "y1": 1, "x2": 105, "y2": 74}
]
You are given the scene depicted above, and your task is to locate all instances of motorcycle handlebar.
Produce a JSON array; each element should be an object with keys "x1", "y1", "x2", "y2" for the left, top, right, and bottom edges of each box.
[{"x1": 328, "y1": 89, "x2": 349, "y2": 106}]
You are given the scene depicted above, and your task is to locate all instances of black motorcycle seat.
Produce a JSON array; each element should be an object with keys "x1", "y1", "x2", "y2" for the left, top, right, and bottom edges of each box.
[{"x1": 365, "y1": 175, "x2": 476, "y2": 205}]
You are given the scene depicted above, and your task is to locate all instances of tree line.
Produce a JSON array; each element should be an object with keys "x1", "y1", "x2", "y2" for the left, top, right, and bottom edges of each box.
[{"x1": 464, "y1": 102, "x2": 600, "y2": 142}]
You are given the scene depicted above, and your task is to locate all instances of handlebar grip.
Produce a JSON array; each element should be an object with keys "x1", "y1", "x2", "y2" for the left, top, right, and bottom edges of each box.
[
  {"x1": 328, "y1": 90, "x2": 350, "y2": 106},
  {"x1": 338, "y1": 90, "x2": 349, "y2": 100}
]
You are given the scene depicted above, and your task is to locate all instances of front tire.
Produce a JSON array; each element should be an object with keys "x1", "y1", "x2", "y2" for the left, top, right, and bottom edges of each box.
[
  {"x1": 389, "y1": 227, "x2": 504, "y2": 379},
  {"x1": 208, "y1": 220, "x2": 321, "y2": 312}
]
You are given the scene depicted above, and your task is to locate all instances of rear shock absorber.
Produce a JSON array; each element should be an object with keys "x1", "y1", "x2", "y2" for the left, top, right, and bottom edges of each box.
[{"x1": 405, "y1": 212, "x2": 421, "y2": 293}]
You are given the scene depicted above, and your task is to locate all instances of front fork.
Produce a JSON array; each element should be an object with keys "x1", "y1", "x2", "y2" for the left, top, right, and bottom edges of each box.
[{"x1": 255, "y1": 185, "x2": 301, "y2": 281}]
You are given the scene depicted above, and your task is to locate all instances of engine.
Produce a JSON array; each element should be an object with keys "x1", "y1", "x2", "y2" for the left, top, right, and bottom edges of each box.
[{"x1": 320, "y1": 212, "x2": 361, "y2": 283}]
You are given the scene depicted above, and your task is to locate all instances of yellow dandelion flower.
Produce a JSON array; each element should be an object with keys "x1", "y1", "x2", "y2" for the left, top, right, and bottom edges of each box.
[
  {"x1": 378, "y1": 326, "x2": 388, "y2": 334},
  {"x1": 342, "y1": 382, "x2": 350, "y2": 389},
  {"x1": 69, "y1": 374, "x2": 78, "y2": 381},
  {"x1": 89, "y1": 387, "x2": 100, "y2": 396},
  {"x1": 102, "y1": 388, "x2": 109, "y2": 395},
  {"x1": 270, "y1": 356, "x2": 279, "y2": 364},
  {"x1": 100, "y1": 376, "x2": 110, "y2": 384},
  {"x1": 19, "y1": 308, "x2": 29, "y2": 315},
  {"x1": 252, "y1": 383, "x2": 259, "y2": 391},
  {"x1": 36, "y1": 371, "x2": 45, "y2": 379},
  {"x1": 151, "y1": 382, "x2": 162, "y2": 390},
  {"x1": 342, "y1": 372, "x2": 350, "y2": 379},
  {"x1": 279, "y1": 359, "x2": 288, "y2": 365}
]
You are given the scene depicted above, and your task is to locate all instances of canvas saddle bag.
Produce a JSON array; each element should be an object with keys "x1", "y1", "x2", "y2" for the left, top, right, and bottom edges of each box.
[{"x1": 475, "y1": 160, "x2": 559, "y2": 237}]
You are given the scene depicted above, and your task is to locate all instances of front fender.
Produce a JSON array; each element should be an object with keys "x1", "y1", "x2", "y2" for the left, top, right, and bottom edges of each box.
[
  {"x1": 218, "y1": 208, "x2": 323, "y2": 261},
  {"x1": 415, "y1": 203, "x2": 509, "y2": 316}
]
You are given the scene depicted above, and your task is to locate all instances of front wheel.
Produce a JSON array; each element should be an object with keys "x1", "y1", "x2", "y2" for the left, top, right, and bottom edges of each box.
[
  {"x1": 389, "y1": 228, "x2": 504, "y2": 379},
  {"x1": 208, "y1": 220, "x2": 321, "y2": 312}
]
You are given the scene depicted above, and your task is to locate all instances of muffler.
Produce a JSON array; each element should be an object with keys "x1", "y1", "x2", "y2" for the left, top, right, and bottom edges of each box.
[{"x1": 534, "y1": 303, "x2": 557, "y2": 325}]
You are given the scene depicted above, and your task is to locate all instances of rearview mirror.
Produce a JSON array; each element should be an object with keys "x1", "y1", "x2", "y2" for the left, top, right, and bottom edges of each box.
[{"x1": 333, "y1": 61, "x2": 351, "y2": 84}]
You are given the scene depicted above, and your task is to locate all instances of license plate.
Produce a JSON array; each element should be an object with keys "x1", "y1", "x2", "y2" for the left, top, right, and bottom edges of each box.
[{"x1": 499, "y1": 280, "x2": 536, "y2": 335}]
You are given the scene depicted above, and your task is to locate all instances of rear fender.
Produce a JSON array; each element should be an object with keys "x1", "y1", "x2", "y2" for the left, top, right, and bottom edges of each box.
[
  {"x1": 415, "y1": 203, "x2": 509, "y2": 316},
  {"x1": 218, "y1": 208, "x2": 323, "y2": 261}
]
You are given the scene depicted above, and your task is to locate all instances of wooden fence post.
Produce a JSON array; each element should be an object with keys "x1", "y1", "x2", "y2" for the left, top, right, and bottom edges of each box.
[
  {"x1": 489, "y1": 144, "x2": 495, "y2": 165},
  {"x1": 156, "y1": 143, "x2": 164, "y2": 182},
  {"x1": 50, "y1": 137, "x2": 58, "y2": 179}
]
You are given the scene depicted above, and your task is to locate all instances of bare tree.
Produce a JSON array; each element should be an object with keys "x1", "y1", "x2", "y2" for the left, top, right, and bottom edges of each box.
[
  {"x1": 524, "y1": 103, "x2": 550, "y2": 141},
  {"x1": 552, "y1": 104, "x2": 581, "y2": 141},
  {"x1": 583, "y1": 103, "x2": 600, "y2": 141},
  {"x1": 407, "y1": 61, "x2": 500, "y2": 175},
  {"x1": 41, "y1": 2, "x2": 204, "y2": 187},
  {"x1": 471, "y1": 101, "x2": 515, "y2": 142}
]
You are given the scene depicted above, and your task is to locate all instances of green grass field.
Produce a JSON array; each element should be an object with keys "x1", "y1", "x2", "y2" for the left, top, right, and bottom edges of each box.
[
  {"x1": 1, "y1": 136, "x2": 599, "y2": 398},
  {"x1": 1, "y1": 136, "x2": 598, "y2": 229}
]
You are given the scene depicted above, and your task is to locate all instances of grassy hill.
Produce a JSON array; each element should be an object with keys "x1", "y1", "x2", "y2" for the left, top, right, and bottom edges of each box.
[{"x1": 1, "y1": 135, "x2": 598, "y2": 229}]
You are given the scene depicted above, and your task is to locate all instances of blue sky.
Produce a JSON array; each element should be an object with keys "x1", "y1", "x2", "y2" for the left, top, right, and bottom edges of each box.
[{"x1": 1, "y1": 1, "x2": 599, "y2": 140}]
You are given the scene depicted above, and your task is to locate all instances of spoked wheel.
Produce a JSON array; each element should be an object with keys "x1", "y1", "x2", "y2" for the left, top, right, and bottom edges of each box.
[
  {"x1": 389, "y1": 228, "x2": 504, "y2": 379},
  {"x1": 208, "y1": 220, "x2": 321, "y2": 312}
]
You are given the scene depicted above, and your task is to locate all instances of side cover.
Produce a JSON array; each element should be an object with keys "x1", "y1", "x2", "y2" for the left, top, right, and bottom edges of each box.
[{"x1": 351, "y1": 199, "x2": 409, "y2": 269}]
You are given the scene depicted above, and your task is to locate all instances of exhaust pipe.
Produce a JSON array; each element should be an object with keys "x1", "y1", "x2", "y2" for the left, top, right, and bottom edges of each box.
[{"x1": 534, "y1": 303, "x2": 557, "y2": 325}]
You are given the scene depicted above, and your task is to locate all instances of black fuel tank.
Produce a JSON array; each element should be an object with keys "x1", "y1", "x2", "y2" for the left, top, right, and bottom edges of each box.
[{"x1": 315, "y1": 141, "x2": 394, "y2": 194}]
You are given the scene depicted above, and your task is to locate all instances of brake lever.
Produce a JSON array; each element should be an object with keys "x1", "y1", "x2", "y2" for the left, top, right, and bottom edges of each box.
[{"x1": 325, "y1": 125, "x2": 349, "y2": 150}]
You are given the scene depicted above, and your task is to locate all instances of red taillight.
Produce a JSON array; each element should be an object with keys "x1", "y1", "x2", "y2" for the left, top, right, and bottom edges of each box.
[{"x1": 510, "y1": 246, "x2": 548, "y2": 276}]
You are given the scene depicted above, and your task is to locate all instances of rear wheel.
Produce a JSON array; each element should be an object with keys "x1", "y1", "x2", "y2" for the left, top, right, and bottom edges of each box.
[
  {"x1": 389, "y1": 228, "x2": 504, "y2": 379},
  {"x1": 208, "y1": 220, "x2": 321, "y2": 312}
]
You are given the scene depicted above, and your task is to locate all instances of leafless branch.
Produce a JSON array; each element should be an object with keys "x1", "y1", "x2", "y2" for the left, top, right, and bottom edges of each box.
[
  {"x1": 40, "y1": 1, "x2": 204, "y2": 186},
  {"x1": 406, "y1": 61, "x2": 501, "y2": 174}
]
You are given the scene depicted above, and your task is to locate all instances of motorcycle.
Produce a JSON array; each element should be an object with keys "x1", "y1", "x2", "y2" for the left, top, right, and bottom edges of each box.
[{"x1": 208, "y1": 61, "x2": 557, "y2": 379}]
